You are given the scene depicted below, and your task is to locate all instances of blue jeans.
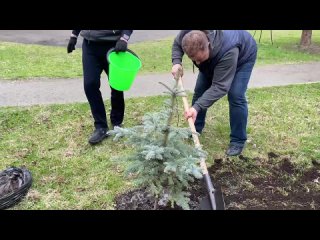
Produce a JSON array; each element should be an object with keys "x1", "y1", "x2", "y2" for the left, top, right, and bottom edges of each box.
[{"x1": 192, "y1": 60, "x2": 256, "y2": 147}]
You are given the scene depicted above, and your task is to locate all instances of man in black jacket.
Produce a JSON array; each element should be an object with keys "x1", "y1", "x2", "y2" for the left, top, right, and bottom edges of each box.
[
  {"x1": 67, "y1": 30, "x2": 133, "y2": 145},
  {"x1": 171, "y1": 30, "x2": 257, "y2": 156}
]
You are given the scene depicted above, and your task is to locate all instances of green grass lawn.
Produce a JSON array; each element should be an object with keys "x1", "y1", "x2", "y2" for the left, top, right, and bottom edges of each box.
[
  {"x1": 1, "y1": 30, "x2": 320, "y2": 80},
  {"x1": 1, "y1": 82, "x2": 319, "y2": 209}
]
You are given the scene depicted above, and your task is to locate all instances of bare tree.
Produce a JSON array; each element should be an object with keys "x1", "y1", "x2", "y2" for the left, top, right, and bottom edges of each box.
[{"x1": 300, "y1": 30, "x2": 312, "y2": 48}]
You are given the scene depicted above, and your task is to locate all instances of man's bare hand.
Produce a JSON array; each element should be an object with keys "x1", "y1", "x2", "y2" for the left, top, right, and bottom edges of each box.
[
  {"x1": 184, "y1": 107, "x2": 198, "y2": 123},
  {"x1": 171, "y1": 64, "x2": 184, "y2": 80}
]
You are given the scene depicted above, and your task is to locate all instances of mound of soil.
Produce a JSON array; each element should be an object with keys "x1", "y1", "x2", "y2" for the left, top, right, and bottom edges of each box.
[{"x1": 115, "y1": 153, "x2": 320, "y2": 210}]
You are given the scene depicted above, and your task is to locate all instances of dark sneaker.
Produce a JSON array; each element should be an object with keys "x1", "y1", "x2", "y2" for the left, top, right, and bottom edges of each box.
[
  {"x1": 226, "y1": 145, "x2": 244, "y2": 156},
  {"x1": 88, "y1": 128, "x2": 109, "y2": 145}
]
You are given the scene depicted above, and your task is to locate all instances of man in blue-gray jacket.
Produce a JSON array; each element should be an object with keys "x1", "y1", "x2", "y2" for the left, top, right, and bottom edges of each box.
[
  {"x1": 171, "y1": 30, "x2": 257, "y2": 156},
  {"x1": 67, "y1": 30, "x2": 133, "y2": 145}
]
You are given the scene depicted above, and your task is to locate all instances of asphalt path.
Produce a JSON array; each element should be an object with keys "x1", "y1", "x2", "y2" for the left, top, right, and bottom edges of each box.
[
  {"x1": 1, "y1": 62, "x2": 320, "y2": 107},
  {"x1": 0, "y1": 30, "x2": 179, "y2": 47}
]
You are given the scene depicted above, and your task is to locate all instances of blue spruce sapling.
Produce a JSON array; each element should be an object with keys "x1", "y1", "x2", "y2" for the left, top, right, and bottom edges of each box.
[{"x1": 109, "y1": 81, "x2": 205, "y2": 210}]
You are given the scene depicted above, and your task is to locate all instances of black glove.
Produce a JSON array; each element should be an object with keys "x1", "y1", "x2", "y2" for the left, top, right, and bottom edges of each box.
[
  {"x1": 67, "y1": 37, "x2": 77, "y2": 53},
  {"x1": 114, "y1": 39, "x2": 128, "y2": 53}
]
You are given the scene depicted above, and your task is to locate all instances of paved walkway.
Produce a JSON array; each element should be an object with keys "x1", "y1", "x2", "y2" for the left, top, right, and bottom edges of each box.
[
  {"x1": 0, "y1": 62, "x2": 319, "y2": 107},
  {"x1": 0, "y1": 30, "x2": 179, "y2": 47}
]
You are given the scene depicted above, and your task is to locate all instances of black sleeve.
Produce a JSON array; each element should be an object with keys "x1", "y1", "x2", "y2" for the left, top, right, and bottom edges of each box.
[
  {"x1": 193, "y1": 47, "x2": 239, "y2": 112},
  {"x1": 121, "y1": 30, "x2": 133, "y2": 41},
  {"x1": 71, "y1": 30, "x2": 81, "y2": 37}
]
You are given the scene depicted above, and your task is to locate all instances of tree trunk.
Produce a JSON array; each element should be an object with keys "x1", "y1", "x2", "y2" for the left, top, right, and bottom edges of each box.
[{"x1": 300, "y1": 30, "x2": 312, "y2": 48}]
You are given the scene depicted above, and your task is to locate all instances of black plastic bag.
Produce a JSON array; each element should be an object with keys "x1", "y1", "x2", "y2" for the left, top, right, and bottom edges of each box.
[{"x1": 0, "y1": 167, "x2": 32, "y2": 210}]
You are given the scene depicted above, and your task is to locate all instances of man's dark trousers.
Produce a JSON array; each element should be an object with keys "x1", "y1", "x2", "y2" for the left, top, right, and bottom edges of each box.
[{"x1": 82, "y1": 39, "x2": 124, "y2": 130}]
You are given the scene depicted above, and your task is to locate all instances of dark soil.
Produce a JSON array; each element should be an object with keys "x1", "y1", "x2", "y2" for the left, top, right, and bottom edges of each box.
[
  {"x1": 114, "y1": 185, "x2": 206, "y2": 210},
  {"x1": 115, "y1": 152, "x2": 320, "y2": 210}
]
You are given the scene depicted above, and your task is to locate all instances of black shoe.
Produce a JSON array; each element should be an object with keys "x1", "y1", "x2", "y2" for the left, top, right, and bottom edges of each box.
[
  {"x1": 88, "y1": 128, "x2": 109, "y2": 145},
  {"x1": 226, "y1": 145, "x2": 244, "y2": 156}
]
